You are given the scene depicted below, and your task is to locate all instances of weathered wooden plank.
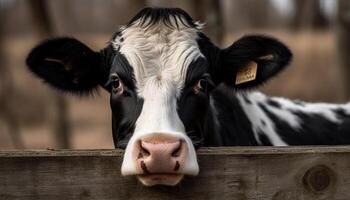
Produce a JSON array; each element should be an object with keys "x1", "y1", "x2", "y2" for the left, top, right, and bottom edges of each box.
[{"x1": 1, "y1": 146, "x2": 350, "y2": 200}]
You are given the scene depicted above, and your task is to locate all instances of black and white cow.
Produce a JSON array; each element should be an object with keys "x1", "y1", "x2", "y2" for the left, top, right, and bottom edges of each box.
[{"x1": 26, "y1": 8, "x2": 350, "y2": 186}]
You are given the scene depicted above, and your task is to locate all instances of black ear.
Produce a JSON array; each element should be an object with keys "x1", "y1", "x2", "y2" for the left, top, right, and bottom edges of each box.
[
  {"x1": 219, "y1": 35, "x2": 292, "y2": 90},
  {"x1": 26, "y1": 37, "x2": 109, "y2": 94}
]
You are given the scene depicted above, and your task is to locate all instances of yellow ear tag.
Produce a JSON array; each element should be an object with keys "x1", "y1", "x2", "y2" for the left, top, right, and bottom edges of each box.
[{"x1": 235, "y1": 61, "x2": 258, "y2": 85}]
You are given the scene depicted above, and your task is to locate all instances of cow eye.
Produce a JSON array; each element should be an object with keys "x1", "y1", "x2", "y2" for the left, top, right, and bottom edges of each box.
[
  {"x1": 112, "y1": 78, "x2": 124, "y2": 94},
  {"x1": 193, "y1": 74, "x2": 214, "y2": 94},
  {"x1": 197, "y1": 79, "x2": 207, "y2": 90},
  {"x1": 194, "y1": 79, "x2": 208, "y2": 94}
]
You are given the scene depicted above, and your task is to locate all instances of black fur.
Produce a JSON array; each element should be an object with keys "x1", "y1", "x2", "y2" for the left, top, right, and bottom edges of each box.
[
  {"x1": 26, "y1": 37, "x2": 107, "y2": 94},
  {"x1": 257, "y1": 102, "x2": 350, "y2": 145},
  {"x1": 257, "y1": 130, "x2": 273, "y2": 146},
  {"x1": 221, "y1": 35, "x2": 292, "y2": 90},
  {"x1": 211, "y1": 87, "x2": 259, "y2": 146},
  {"x1": 179, "y1": 59, "x2": 216, "y2": 148},
  {"x1": 108, "y1": 52, "x2": 141, "y2": 148},
  {"x1": 126, "y1": 7, "x2": 197, "y2": 29},
  {"x1": 266, "y1": 99, "x2": 281, "y2": 108},
  {"x1": 197, "y1": 32, "x2": 222, "y2": 84}
]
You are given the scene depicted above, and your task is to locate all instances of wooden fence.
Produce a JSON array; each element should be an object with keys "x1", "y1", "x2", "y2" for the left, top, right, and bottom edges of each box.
[{"x1": 1, "y1": 146, "x2": 350, "y2": 200}]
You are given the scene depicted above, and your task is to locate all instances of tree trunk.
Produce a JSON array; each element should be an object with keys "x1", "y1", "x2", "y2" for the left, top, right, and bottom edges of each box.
[
  {"x1": 0, "y1": 43, "x2": 23, "y2": 148},
  {"x1": 0, "y1": 3, "x2": 24, "y2": 148},
  {"x1": 337, "y1": 0, "x2": 350, "y2": 99},
  {"x1": 27, "y1": 0, "x2": 71, "y2": 149},
  {"x1": 193, "y1": 0, "x2": 223, "y2": 45},
  {"x1": 221, "y1": 0, "x2": 271, "y2": 33},
  {"x1": 292, "y1": 0, "x2": 328, "y2": 30}
]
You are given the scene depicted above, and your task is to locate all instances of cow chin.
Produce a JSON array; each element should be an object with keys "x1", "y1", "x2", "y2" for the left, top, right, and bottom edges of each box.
[{"x1": 137, "y1": 174, "x2": 184, "y2": 186}]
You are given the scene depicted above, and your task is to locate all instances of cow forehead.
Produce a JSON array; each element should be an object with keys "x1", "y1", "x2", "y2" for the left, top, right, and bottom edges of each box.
[{"x1": 112, "y1": 18, "x2": 203, "y2": 97}]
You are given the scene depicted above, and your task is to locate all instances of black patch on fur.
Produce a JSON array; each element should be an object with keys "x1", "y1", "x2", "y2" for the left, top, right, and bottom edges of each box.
[
  {"x1": 178, "y1": 59, "x2": 215, "y2": 148},
  {"x1": 258, "y1": 102, "x2": 350, "y2": 145},
  {"x1": 242, "y1": 95, "x2": 253, "y2": 104},
  {"x1": 26, "y1": 37, "x2": 108, "y2": 94},
  {"x1": 108, "y1": 53, "x2": 142, "y2": 149},
  {"x1": 106, "y1": 52, "x2": 136, "y2": 90},
  {"x1": 210, "y1": 86, "x2": 259, "y2": 145},
  {"x1": 266, "y1": 99, "x2": 281, "y2": 108},
  {"x1": 100, "y1": 44, "x2": 117, "y2": 90},
  {"x1": 257, "y1": 130, "x2": 273, "y2": 146},
  {"x1": 184, "y1": 57, "x2": 209, "y2": 85},
  {"x1": 197, "y1": 32, "x2": 222, "y2": 84},
  {"x1": 258, "y1": 102, "x2": 303, "y2": 145},
  {"x1": 333, "y1": 108, "x2": 349, "y2": 118},
  {"x1": 126, "y1": 7, "x2": 197, "y2": 29}
]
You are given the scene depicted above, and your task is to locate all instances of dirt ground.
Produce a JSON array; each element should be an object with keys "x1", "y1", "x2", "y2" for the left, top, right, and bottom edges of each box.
[{"x1": 0, "y1": 30, "x2": 346, "y2": 150}]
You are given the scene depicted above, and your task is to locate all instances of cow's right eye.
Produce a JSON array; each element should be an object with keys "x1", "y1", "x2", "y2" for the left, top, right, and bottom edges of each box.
[{"x1": 112, "y1": 78, "x2": 124, "y2": 94}]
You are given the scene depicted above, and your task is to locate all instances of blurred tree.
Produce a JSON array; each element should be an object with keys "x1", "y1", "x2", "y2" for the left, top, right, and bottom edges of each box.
[
  {"x1": 337, "y1": 0, "x2": 350, "y2": 99},
  {"x1": 292, "y1": 0, "x2": 328, "y2": 30},
  {"x1": 0, "y1": 1, "x2": 24, "y2": 148},
  {"x1": 221, "y1": 0, "x2": 271, "y2": 32},
  {"x1": 27, "y1": 0, "x2": 71, "y2": 149},
  {"x1": 193, "y1": 0, "x2": 223, "y2": 45},
  {"x1": 46, "y1": 0, "x2": 146, "y2": 34}
]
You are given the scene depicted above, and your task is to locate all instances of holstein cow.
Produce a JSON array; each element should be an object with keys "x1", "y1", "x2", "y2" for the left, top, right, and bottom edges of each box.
[{"x1": 26, "y1": 8, "x2": 350, "y2": 186}]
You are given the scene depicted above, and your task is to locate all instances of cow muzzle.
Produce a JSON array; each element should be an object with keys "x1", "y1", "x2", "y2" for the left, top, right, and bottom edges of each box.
[{"x1": 121, "y1": 133, "x2": 199, "y2": 186}]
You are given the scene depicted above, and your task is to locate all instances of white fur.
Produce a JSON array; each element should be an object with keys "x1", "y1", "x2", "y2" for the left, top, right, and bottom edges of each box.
[
  {"x1": 237, "y1": 92, "x2": 288, "y2": 146},
  {"x1": 270, "y1": 96, "x2": 345, "y2": 123},
  {"x1": 252, "y1": 93, "x2": 302, "y2": 129},
  {"x1": 240, "y1": 92, "x2": 350, "y2": 146},
  {"x1": 115, "y1": 18, "x2": 202, "y2": 176}
]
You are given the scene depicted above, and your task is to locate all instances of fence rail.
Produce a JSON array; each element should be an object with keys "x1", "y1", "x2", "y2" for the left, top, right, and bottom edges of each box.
[{"x1": 1, "y1": 146, "x2": 350, "y2": 200}]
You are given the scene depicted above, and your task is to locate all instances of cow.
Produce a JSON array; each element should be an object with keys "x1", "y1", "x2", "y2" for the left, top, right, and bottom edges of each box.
[{"x1": 26, "y1": 7, "x2": 350, "y2": 186}]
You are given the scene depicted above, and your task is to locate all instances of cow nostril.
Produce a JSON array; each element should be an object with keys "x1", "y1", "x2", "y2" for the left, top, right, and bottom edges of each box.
[
  {"x1": 139, "y1": 141, "x2": 150, "y2": 157},
  {"x1": 171, "y1": 140, "x2": 182, "y2": 157}
]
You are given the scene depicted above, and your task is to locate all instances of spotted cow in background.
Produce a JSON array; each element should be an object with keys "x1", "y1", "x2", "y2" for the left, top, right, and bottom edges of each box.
[{"x1": 26, "y1": 7, "x2": 350, "y2": 186}]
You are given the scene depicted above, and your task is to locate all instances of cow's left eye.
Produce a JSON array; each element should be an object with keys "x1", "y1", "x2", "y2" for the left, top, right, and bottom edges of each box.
[{"x1": 112, "y1": 78, "x2": 124, "y2": 94}]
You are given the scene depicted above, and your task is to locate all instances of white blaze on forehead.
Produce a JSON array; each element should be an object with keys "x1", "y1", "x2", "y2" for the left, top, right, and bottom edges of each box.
[
  {"x1": 115, "y1": 18, "x2": 203, "y2": 132},
  {"x1": 116, "y1": 17, "x2": 201, "y2": 176},
  {"x1": 135, "y1": 77, "x2": 184, "y2": 133},
  {"x1": 114, "y1": 19, "x2": 202, "y2": 96}
]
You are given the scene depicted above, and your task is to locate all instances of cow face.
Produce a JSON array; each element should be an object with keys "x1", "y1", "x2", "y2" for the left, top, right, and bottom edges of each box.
[{"x1": 26, "y1": 8, "x2": 292, "y2": 186}]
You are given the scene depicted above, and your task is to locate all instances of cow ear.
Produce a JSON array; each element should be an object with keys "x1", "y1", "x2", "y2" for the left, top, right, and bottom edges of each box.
[
  {"x1": 26, "y1": 37, "x2": 109, "y2": 94},
  {"x1": 219, "y1": 35, "x2": 292, "y2": 90}
]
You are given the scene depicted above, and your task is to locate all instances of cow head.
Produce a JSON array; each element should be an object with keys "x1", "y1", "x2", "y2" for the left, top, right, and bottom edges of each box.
[{"x1": 26, "y1": 7, "x2": 292, "y2": 186}]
